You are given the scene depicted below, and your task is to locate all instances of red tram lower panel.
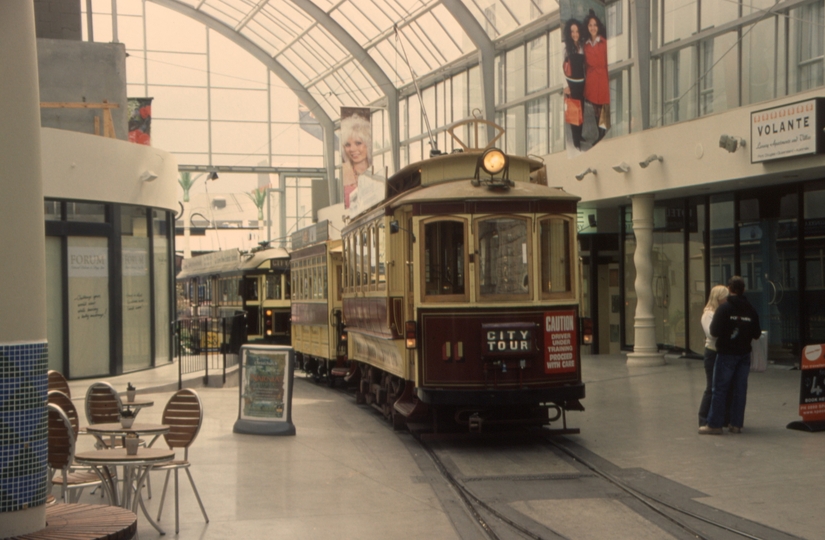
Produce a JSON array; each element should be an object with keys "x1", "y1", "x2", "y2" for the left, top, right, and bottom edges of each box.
[{"x1": 416, "y1": 307, "x2": 585, "y2": 407}]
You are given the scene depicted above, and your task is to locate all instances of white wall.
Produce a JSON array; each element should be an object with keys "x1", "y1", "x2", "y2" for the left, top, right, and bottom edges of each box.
[
  {"x1": 41, "y1": 127, "x2": 178, "y2": 211},
  {"x1": 544, "y1": 89, "x2": 825, "y2": 209}
]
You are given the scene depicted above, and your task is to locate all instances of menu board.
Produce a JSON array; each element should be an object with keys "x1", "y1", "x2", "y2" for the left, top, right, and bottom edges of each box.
[{"x1": 234, "y1": 345, "x2": 295, "y2": 436}]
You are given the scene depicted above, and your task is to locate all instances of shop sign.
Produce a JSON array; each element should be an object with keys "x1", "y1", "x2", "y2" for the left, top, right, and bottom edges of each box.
[
  {"x1": 798, "y1": 344, "x2": 825, "y2": 423},
  {"x1": 751, "y1": 98, "x2": 824, "y2": 163},
  {"x1": 234, "y1": 344, "x2": 296, "y2": 436}
]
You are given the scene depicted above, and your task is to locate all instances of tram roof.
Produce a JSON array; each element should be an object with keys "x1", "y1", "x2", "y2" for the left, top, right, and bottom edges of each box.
[
  {"x1": 239, "y1": 247, "x2": 290, "y2": 271},
  {"x1": 388, "y1": 178, "x2": 579, "y2": 209}
]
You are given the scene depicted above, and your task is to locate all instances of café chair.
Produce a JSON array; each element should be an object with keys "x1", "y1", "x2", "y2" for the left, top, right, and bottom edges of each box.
[
  {"x1": 48, "y1": 403, "x2": 107, "y2": 503},
  {"x1": 85, "y1": 381, "x2": 123, "y2": 425},
  {"x1": 47, "y1": 370, "x2": 71, "y2": 398},
  {"x1": 154, "y1": 389, "x2": 209, "y2": 533},
  {"x1": 48, "y1": 390, "x2": 82, "y2": 437}
]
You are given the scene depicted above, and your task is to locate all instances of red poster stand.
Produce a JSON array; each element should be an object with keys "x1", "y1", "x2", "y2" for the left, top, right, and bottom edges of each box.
[{"x1": 787, "y1": 344, "x2": 825, "y2": 432}]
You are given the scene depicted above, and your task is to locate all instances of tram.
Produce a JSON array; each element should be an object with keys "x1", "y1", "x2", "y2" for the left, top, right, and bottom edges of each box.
[
  {"x1": 176, "y1": 245, "x2": 291, "y2": 344},
  {"x1": 289, "y1": 221, "x2": 347, "y2": 380},
  {"x1": 339, "y1": 119, "x2": 588, "y2": 432}
]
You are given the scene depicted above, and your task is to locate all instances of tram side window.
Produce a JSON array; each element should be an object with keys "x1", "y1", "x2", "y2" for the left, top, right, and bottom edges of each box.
[
  {"x1": 377, "y1": 223, "x2": 386, "y2": 288},
  {"x1": 368, "y1": 226, "x2": 377, "y2": 287},
  {"x1": 539, "y1": 218, "x2": 572, "y2": 296},
  {"x1": 423, "y1": 220, "x2": 465, "y2": 296},
  {"x1": 477, "y1": 217, "x2": 530, "y2": 297}
]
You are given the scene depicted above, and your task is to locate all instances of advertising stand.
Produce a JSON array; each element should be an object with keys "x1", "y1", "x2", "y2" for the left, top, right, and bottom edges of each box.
[
  {"x1": 233, "y1": 344, "x2": 296, "y2": 436},
  {"x1": 787, "y1": 343, "x2": 825, "y2": 432}
]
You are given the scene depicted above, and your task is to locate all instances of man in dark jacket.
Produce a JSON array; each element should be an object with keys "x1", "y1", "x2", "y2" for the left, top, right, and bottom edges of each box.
[{"x1": 700, "y1": 276, "x2": 762, "y2": 434}]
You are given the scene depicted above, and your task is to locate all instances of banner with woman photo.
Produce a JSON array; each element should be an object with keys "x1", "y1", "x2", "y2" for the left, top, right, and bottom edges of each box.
[
  {"x1": 340, "y1": 107, "x2": 385, "y2": 214},
  {"x1": 560, "y1": 0, "x2": 610, "y2": 156}
]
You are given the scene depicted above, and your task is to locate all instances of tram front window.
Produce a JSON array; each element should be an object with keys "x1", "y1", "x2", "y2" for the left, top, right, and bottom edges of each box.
[
  {"x1": 477, "y1": 217, "x2": 530, "y2": 297},
  {"x1": 423, "y1": 220, "x2": 465, "y2": 296},
  {"x1": 539, "y1": 218, "x2": 572, "y2": 296}
]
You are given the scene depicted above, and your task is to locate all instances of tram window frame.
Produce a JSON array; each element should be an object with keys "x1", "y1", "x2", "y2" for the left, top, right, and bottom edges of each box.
[
  {"x1": 377, "y1": 221, "x2": 386, "y2": 289},
  {"x1": 342, "y1": 237, "x2": 349, "y2": 293},
  {"x1": 368, "y1": 225, "x2": 377, "y2": 290},
  {"x1": 475, "y1": 215, "x2": 533, "y2": 301},
  {"x1": 538, "y1": 216, "x2": 575, "y2": 300},
  {"x1": 419, "y1": 216, "x2": 469, "y2": 303}
]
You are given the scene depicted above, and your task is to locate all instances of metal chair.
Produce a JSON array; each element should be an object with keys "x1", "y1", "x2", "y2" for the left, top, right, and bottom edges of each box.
[
  {"x1": 47, "y1": 370, "x2": 71, "y2": 398},
  {"x1": 47, "y1": 403, "x2": 106, "y2": 503},
  {"x1": 153, "y1": 389, "x2": 209, "y2": 533}
]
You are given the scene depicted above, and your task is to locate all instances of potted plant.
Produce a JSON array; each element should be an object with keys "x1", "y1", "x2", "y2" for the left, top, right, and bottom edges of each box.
[
  {"x1": 126, "y1": 382, "x2": 136, "y2": 403},
  {"x1": 120, "y1": 407, "x2": 136, "y2": 428}
]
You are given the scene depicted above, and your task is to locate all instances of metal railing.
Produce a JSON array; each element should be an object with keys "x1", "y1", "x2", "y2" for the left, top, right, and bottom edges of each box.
[{"x1": 174, "y1": 313, "x2": 247, "y2": 389}]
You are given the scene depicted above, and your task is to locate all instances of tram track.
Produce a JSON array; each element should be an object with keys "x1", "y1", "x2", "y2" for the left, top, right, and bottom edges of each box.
[{"x1": 299, "y1": 374, "x2": 804, "y2": 540}]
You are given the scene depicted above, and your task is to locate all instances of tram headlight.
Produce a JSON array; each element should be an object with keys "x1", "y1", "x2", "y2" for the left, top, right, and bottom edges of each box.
[
  {"x1": 405, "y1": 320, "x2": 417, "y2": 349},
  {"x1": 480, "y1": 148, "x2": 507, "y2": 175}
]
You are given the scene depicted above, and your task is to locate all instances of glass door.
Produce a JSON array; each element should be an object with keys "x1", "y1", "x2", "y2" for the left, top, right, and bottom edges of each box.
[{"x1": 739, "y1": 188, "x2": 799, "y2": 364}]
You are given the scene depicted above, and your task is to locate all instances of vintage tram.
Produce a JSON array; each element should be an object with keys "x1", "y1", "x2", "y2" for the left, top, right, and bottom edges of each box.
[
  {"x1": 289, "y1": 221, "x2": 347, "y2": 380},
  {"x1": 177, "y1": 245, "x2": 291, "y2": 344},
  {"x1": 339, "y1": 121, "x2": 588, "y2": 432}
]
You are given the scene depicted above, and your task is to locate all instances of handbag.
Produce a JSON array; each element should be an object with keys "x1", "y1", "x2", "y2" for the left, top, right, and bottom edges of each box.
[
  {"x1": 599, "y1": 103, "x2": 611, "y2": 130},
  {"x1": 750, "y1": 332, "x2": 767, "y2": 372},
  {"x1": 563, "y1": 59, "x2": 572, "y2": 78},
  {"x1": 564, "y1": 97, "x2": 582, "y2": 126}
]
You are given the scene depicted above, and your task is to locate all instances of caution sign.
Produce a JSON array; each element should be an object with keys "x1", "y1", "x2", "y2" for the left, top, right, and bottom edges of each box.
[
  {"x1": 799, "y1": 344, "x2": 825, "y2": 422},
  {"x1": 544, "y1": 310, "x2": 578, "y2": 375}
]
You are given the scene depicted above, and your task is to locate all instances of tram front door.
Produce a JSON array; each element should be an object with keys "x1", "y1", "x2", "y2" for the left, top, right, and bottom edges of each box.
[{"x1": 738, "y1": 188, "x2": 799, "y2": 364}]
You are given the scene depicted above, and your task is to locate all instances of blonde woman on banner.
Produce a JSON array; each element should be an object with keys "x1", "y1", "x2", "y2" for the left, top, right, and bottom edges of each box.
[{"x1": 341, "y1": 112, "x2": 372, "y2": 210}]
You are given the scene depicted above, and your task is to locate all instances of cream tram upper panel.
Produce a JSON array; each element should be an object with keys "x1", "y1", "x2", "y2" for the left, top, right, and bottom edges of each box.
[{"x1": 389, "y1": 179, "x2": 579, "y2": 208}]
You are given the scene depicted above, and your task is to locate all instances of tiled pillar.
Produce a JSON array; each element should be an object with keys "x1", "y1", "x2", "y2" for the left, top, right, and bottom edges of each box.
[
  {"x1": 626, "y1": 194, "x2": 665, "y2": 367},
  {"x1": 0, "y1": 1, "x2": 49, "y2": 536}
]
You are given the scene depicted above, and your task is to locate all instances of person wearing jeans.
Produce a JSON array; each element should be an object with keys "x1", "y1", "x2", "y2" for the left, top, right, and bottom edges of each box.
[{"x1": 700, "y1": 276, "x2": 761, "y2": 435}]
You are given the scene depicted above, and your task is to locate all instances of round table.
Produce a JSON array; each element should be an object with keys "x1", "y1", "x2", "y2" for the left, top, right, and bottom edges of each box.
[
  {"x1": 75, "y1": 447, "x2": 174, "y2": 535},
  {"x1": 86, "y1": 422, "x2": 169, "y2": 449}
]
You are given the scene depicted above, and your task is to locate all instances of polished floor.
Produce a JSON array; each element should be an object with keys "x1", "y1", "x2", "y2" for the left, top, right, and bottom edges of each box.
[{"x1": 64, "y1": 354, "x2": 822, "y2": 539}]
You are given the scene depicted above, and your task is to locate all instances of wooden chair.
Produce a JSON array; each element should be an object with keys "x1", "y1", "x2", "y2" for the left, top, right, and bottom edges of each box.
[
  {"x1": 48, "y1": 403, "x2": 106, "y2": 503},
  {"x1": 47, "y1": 370, "x2": 71, "y2": 398},
  {"x1": 48, "y1": 390, "x2": 81, "y2": 436},
  {"x1": 154, "y1": 389, "x2": 209, "y2": 533},
  {"x1": 85, "y1": 381, "x2": 123, "y2": 425}
]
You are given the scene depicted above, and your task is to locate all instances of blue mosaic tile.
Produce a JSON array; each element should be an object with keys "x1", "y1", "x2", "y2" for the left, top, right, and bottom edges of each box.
[{"x1": 0, "y1": 341, "x2": 48, "y2": 512}]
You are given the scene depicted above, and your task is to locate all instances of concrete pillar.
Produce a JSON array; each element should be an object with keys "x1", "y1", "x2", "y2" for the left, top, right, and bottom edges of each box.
[
  {"x1": 626, "y1": 194, "x2": 665, "y2": 366},
  {"x1": 0, "y1": 1, "x2": 49, "y2": 536}
]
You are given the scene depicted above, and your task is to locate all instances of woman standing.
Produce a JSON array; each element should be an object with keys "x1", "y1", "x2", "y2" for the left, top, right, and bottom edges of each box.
[
  {"x1": 562, "y1": 19, "x2": 586, "y2": 150},
  {"x1": 698, "y1": 285, "x2": 729, "y2": 427},
  {"x1": 340, "y1": 114, "x2": 372, "y2": 209},
  {"x1": 583, "y1": 9, "x2": 610, "y2": 144}
]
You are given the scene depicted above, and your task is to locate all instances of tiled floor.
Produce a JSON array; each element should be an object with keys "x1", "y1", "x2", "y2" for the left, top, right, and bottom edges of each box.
[{"x1": 63, "y1": 355, "x2": 821, "y2": 539}]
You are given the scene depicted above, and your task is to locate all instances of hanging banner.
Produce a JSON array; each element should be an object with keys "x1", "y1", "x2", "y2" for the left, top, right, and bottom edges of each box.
[
  {"x1": 128, "y1": 97, "x2": 153, "y2": 145},
  {"x1": 559, "y1": 0, "x2": 611, "y2": 157},
  {"x1": 341, "y1": 107, "x2": 385, "y2": 214}
]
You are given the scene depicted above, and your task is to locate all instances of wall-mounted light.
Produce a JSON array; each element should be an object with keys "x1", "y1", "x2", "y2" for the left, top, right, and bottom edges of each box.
[
  {"x1": 575, "y1": 167, "x2": 597, "y2": 181},
  {"x1": 639, "y1": 154, "x2": 663, "y2": 168},
  {"x1": 719, "y1": 135, "x2": 746, "y2": 153},
  {"x1": 139, "y1": 170, "x2": 158, "y2": 182},
  {"x1": 612, "y1": 162, "x2": 630, "y2": 173}
]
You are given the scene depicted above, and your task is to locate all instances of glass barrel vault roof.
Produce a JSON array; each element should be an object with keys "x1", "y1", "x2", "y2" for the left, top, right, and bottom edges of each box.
[{"x1": 168, "y1": 0, "x2": 557, "y2": 122}]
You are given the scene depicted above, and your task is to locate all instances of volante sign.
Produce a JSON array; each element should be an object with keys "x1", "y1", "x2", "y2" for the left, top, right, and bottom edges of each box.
[{"x1": 751, "y1": 98, "x2": 825, "y2": 163}]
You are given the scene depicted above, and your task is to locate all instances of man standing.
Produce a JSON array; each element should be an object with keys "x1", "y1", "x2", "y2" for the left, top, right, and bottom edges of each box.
[{"x1": 700, "y1": 276, "x2": 762, "y2": 435}]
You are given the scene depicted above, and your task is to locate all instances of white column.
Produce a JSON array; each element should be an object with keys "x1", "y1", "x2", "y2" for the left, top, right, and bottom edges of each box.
[
  {"x1": 627, "y1": 194, "x2": 665, "y2": 366},
  {"x1": 0, "y1": 1, "x2": 48, "y2": 535}
]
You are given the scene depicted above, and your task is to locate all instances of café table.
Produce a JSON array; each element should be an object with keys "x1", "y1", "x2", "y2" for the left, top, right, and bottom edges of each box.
[
  {"x1": 118, "y1": 395, "x2": 154, "y2": 415},
  {"x1": 85, "y1": 422, "x2": 169, "y2": 449},
  {"x1": 75, "y1": 447, "x2": 174, "y2": 535}
]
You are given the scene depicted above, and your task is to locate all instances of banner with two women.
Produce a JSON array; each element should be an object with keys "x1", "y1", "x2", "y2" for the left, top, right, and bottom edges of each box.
[
  {"x1": 341, "y1": 107, "x2": 385, "y2": 214},
  {"x1": 560, "y1": 0, "x2": 611, "y2": 156}
]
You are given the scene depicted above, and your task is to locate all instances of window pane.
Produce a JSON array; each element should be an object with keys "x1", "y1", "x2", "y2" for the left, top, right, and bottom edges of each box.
[
  {"x1": 67, "y1": 202, "x2": 106, "y2": 223},
  {"x1": 45, "y1": 200, "x2": 61, "y2": 221},
  {"x1": 700, "y1": 0, "x2": 739, "y2": 30},
  {"x1": 540, "y1": 218, "x2": 571, "y2": 294},
  {"x1": 153, "y1": 210, "x2": 171, "y2": 364},
  {"x1": 424, "y1": 220, "x2": 465, "y2": 296},
  {"x1": 478, "y1": 218, "x2": 530, "y2": 296},
  {"x1": 122, "y1": 206, "x2": 151, "y2": 372},
  {"x1": 789, "y1": 2, "x2": 825, "y2": 93},
  {"x1": 743, "y1": 17, "x2": 778, "y2": 105},
  {"x1": 804, "y1": 181, "x2": 825, "y2": 342},
  {"x1": 68, "y1": 236, "x2": 110, "y2": 378},
  {"x1": 506, "y1": 46, "x2": 526, "y2": 102},
  {"x1": 662, "y1": 0, "x2": 697, "y2": 44},
  {"x1": 46, "y1": 237, "x2": 63, "y2": 371},
  {"x1": 663, "y1": 46, "x2": 697, "y2": 125},
  {"x1": 527, "y1": 98, "x2": 549, "y2": 156},
  {"x1": 687, "y1": 200, "x2": 706, "y2": 353},
  {"x1": 699, "y1": 32, "x2": 739, "y2": 116},
  {"x1": 549, "y1": 92, "x2": 566, "y2": 153},
  {"x1": 710, "y1": 194, "x2": 734, "y2": 287},
  {"x1": 527, "y1": 34, "x2": 548, "y2": 94}
]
